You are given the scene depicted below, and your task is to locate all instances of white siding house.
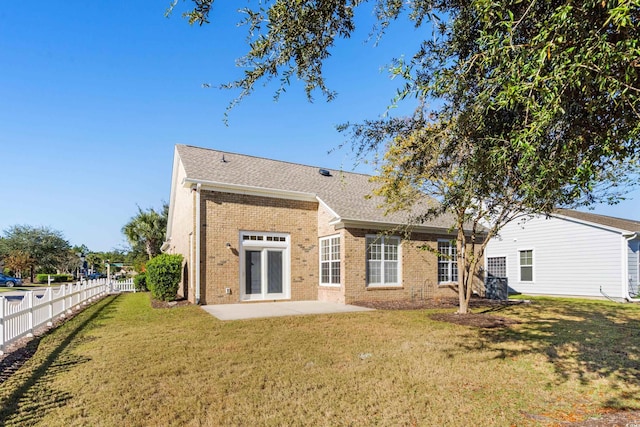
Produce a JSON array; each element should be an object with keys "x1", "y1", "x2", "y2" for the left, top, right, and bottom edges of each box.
[{"x1": 485, "y1": 210, "x2": 640, "y2": 300}]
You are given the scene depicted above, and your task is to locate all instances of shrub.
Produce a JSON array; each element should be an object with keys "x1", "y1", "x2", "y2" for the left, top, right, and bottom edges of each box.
[
  {"x1": 145, "y1": 254, "x2": 183, "y2": 301},
  {"x1": 133, "y1": 272, "x2": 147, "y2": 292},
  {"x1": 36, "y1": 274, "x2": 73, "y2": 284}
]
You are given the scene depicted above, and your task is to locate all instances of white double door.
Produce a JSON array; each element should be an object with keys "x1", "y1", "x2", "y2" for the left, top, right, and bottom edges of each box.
[{"x1": 240, "y1": 233, "x2": 290, "y2": 301}]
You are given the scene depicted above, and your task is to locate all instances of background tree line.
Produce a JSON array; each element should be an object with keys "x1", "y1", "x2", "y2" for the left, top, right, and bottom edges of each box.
[{"x1": 0, "y1": 203, "x2": 168, "y2": 283}]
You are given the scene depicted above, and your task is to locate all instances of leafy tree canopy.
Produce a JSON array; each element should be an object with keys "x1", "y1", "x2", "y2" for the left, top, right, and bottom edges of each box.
[
  {"x1": 173, "y1": 0, "x2": 639, "y2": 312},
  {"x1": 173, "y1": 0, "x2": 638, "y2": 199},
  {"x1": 1, "y1": 225, "x2": 71, "y2": 282}
]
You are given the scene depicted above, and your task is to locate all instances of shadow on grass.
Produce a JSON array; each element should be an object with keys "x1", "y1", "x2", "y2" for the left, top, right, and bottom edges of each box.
[
  {"x1": 476, "y1": 299, "x2": 640, "y2": 409},
  {"x1": 0, "y1": 295, "x2": 119, "y2": 425}
]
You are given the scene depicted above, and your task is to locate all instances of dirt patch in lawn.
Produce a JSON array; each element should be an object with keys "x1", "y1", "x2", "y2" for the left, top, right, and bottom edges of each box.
[
  {"x1": 354, "y1": 298, "x2": 525, "y2": 329},
  {"x1": 149, "y1": 297, "x2": 192, "y2": 309},
  {"x1": 429, "y1": 312, "x2": 520, "y2": 328},
  {"x1": 353, "y1": 297, "x2": 524, "y2": 311}
]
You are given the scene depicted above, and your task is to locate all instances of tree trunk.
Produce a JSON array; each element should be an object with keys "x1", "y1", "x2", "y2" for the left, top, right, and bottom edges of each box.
[{"x1": 457, "y1": 224, "x2": 469, "y2": 314}]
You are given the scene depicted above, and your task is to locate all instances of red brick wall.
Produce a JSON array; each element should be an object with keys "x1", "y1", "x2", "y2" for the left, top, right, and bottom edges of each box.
[{"x1": 317, "y1": 203, "x2": 345, "y2": 303}]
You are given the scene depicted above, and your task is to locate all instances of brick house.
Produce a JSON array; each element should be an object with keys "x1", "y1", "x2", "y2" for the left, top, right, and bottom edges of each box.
[{"x1": 163, "y1": 144, "x2": 479, "y2": 305}]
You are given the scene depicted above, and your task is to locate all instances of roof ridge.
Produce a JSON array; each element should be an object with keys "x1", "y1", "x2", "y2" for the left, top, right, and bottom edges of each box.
[
  {"x1": 558, "y1": 208, "x2": 640, "y2": 225},
  {"x1": 177, "y1": 144, "x2": 374, "y2": 179}
]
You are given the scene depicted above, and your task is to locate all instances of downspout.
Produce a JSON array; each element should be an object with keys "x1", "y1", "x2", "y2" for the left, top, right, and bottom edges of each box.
[
  {"x1": 624, "y1": 232, "x2": 640, "y2": 302},
  {"x1": 195, "y1": 183, "x2": 202, "y2": 305},
  {"x1": 189, "y1": 231, "x2": 194, "y2": 299}
]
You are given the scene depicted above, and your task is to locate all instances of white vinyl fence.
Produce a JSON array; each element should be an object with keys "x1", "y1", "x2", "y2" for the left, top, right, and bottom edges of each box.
[{"x1": 0, "y1": 278, "x2": 136, "y2": 355}]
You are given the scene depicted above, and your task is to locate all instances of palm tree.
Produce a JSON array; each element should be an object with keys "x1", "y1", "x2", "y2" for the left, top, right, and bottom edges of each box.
[{"x1": 122, "y1": 204, "x2": 168, "y2": 260}]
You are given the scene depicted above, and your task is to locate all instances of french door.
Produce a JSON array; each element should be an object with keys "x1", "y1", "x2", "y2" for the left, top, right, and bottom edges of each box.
[{"x1": 240, "y1": 232, "x2": 290, "y2": 301}]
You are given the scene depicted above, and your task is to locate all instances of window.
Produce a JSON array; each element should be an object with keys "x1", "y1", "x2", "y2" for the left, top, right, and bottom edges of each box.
[
  {"x1": 366, "y1": 236, "x2": 401, "y2": 286},
  {"x1": 487, "y1": 256, "x2": 507, "y2": 278},
  {"x1": 519, "y1": 250, "x2": 533, "y2": 282},
  {"x1": 438, "y1": 240, "x2": 458, "y2": 283},
  {"x1": 240, "y1": 232, "x2": 290, "y2": 301},
  {"x1": 320, "y1": 235, "x2": 341, "y2": 285}
]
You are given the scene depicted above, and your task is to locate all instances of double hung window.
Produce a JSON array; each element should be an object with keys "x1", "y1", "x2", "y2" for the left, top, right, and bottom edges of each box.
[
  {"x1": 320, "y1": 235, "x2": 341, "y2": 285},
  {"x1": 519, "y1": 250, "x2": 533, "y2": 282},
  {"x1": 366, "y1": 235, "x2": 400, "y2": 286},
  {"x1": 438, "y1": 240, "x2": 458, "y2": 284}
]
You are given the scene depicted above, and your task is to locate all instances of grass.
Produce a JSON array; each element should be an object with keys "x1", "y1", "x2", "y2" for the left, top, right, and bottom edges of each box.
[
  {"x1": 0, "y1": 286, "x2": 39, "y2": 293},
  {"x1": 0, "y1": 294, "x2": 639, "y2": 426},
  {"x1": 0, "y1": 283, "x2": 78, "y2": 293}
]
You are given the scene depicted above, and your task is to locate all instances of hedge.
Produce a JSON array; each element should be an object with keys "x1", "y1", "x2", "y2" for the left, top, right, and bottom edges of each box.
[
  {"x1": 36, "y1": 274, "x2": 73, "y2": 284},
  {"x1": 145, "y1": 254, "x2": 183, "y2": 301},
  {"x1": 133, "y1": 272, "x2": 148, "y2": 292}
]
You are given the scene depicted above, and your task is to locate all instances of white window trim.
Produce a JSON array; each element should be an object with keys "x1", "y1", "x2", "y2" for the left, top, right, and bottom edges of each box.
[
  {"x1": 366, "y1": 235, "x2": 402, "y2": 288},
  {"x1": 437, "y1": 239, "x2": 458, "y2": 284},
  {"x1": 319, "y1": 234, "x2": 341, "y2": 287},
  {"x1": 239, "y1": 231, "x2": 291, "y2": 301},
  {"x1": 518, "y1": 248, "x2": 534, "y2": 283}
]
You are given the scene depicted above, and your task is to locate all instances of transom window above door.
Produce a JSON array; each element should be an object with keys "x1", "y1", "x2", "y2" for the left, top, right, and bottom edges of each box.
[{"x1": 243, "y1": 234, "x2": 286, "y2": 242}]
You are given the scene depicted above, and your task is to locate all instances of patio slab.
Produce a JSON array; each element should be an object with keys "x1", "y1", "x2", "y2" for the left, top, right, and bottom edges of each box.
[{"x1": 201, "y1": 300, "x2": 375, "y2": 321}]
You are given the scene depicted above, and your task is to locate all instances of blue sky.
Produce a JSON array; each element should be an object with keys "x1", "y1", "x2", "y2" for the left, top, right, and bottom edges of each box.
[{"x1": 1, "y1": 2, "x2": 637, "y2": 252}]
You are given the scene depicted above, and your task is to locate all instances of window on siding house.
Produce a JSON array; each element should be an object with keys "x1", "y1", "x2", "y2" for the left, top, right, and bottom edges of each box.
[
  {"x1": 487, "y1": 257, "x2": 507, "y2": 278},
  {"x1": 366, "y1": 236, "x2": 400, "y2": 286},
  {"x1": 519, "y1": 250, "x2": 533, "y2": 282},
  {"x1": 320, "y1": 236, "x2": 341, "y2": 285},
  {"x1": 438, "y1": 240, "x2": 458, "y2": 284}
]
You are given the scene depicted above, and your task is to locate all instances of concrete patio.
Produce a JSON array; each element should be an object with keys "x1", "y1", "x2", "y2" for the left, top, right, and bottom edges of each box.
[{"x1": 201, "y1": 300, "x2": 375, "y2": 321}]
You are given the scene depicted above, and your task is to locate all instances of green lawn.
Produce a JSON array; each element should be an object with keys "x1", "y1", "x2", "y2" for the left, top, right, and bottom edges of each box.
[
  {"x1": 0, "y1": 293, "x2": 639, "y2": 426},
  {"x1": 0, "y1": 285, "x2": 41, "y2": 293}
]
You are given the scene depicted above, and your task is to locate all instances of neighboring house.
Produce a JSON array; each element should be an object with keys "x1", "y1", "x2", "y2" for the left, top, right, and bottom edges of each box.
[
  {"x1": 163, "y1": 144, "x2": 483, "y2": 305},
  {"x1": 485, "y1": 209, "x2": 640, "y2": 300}
]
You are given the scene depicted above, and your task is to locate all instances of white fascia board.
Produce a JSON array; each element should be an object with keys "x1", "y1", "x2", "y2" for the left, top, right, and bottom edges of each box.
[
  {"x1": 165, "y1": 146, "x2": 181, "y2": 241},
  {"x1": 182, "y1": 178, "x2": 317, "y2": 202},
  {"x1": 331, "y1": 218, "x2": 454, "y2": 235},
  {"x1": 316, "y1": 196, "x2": 341, "y2": 220},
  {"x1": 333, "y1": 217, "x2": 486, "y2": 237},
  {"x1": 552, "y1": 213, "x2": 632, "y2": 235}
]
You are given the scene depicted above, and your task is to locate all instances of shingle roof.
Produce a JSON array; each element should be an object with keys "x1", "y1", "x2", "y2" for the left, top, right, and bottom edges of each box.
[
  {"x1": 556, "y1": 209, "x2": 640, "y2": 233},
  {"x1": 176, "y1": 144, "x2": 459, "y2": 230}
]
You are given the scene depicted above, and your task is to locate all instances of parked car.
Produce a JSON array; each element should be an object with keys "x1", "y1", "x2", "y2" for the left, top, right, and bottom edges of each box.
[
  {"x1": 0, "y1": 273, "x2": 22, "y2": 287},
  {"x1": 86, "y1": 273, "x2": 106, "y2": 280}
]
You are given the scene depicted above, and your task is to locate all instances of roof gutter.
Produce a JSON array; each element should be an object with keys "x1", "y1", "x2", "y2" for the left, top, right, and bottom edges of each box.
[
  {"x1": 331, "y1": 217, "x2": 486, "y2": 237},
  {"x1": 182, "y1": 178, "x2": 316, "y2": 202},
  {"x1": 160, "y1": 239, "x2": 171, "y2": 253}
]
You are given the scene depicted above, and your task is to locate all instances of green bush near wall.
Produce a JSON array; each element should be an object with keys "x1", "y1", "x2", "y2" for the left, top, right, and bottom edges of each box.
[
  {"x1": 133, "y1": 272, "x2": 148, "y2": 292},
  {"x1": 145, "y1": 254, "x2": 183, "y2": 301},
  {"x1": 36, "y1": 274, "x2": 73, "y2": 284}
]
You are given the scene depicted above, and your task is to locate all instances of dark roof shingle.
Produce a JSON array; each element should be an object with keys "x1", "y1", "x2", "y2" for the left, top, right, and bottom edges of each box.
[
  {"x1": 556, "y1": 209, "x2": 640, "y2": 233},
  {"x1": 176, "y1": 144, "x2": 457, "y2": 229}
]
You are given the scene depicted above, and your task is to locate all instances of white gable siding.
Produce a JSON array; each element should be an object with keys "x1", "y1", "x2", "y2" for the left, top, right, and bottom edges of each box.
[
  {"x1": 628, "y1": 238, "x2": 640, "y2": 296},
  {"x1": 486, "y1": 215, "x2": 623, "y2": 298}
]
